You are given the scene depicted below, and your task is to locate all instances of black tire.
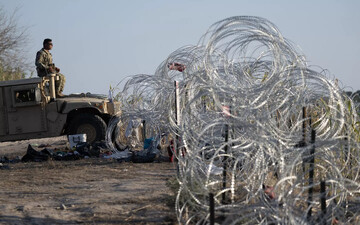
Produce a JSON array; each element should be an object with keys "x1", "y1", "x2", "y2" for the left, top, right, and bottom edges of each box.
[{"x1": 68, "y1": 113, "x2": 107, "y2": 143}]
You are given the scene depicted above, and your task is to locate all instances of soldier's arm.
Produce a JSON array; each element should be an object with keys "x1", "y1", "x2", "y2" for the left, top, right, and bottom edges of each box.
[{"x1": 35, "y1": 51, "x2": 49, "y2": 70}]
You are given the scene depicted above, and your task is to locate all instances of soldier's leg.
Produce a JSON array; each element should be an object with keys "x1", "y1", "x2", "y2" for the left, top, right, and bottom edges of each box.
[{"x1": 55, "y1": 73, "x2": 66, "y2": 95}]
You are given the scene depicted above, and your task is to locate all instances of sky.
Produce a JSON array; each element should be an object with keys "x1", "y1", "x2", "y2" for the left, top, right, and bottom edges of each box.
[{"x1": 0, "y1": 0, "x2": 359, "y2": 95}]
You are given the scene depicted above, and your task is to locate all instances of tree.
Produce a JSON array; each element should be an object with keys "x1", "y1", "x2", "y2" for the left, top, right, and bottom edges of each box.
[{"x1": 0, "y1": 7, "x2": 29, "y2": 81}]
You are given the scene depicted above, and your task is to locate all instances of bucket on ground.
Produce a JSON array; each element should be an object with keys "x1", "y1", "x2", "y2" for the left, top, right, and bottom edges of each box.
[{"x1": 68, "y1": 134, "x2": 87, "y2": 149}]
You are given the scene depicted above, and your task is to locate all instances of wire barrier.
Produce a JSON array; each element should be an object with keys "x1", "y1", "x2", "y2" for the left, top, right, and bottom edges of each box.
[{"x1": 106, "y1": 16, "x2": 360, "y2": 224}]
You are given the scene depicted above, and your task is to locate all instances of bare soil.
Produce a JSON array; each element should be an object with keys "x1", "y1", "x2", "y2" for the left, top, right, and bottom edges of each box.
[{"x1": 0, "y1": 137, "x2": 177, "y2": 225}]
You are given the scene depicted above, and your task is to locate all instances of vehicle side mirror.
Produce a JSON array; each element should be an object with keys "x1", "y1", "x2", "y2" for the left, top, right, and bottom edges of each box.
[{"x1": 35, "y1": 87, "x2": 42, "y2": 104}]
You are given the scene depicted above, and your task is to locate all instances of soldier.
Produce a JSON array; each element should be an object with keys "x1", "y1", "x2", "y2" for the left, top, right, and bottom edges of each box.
[{"x1": 35, "y1": 38, "x2": 66, "y2": 97}]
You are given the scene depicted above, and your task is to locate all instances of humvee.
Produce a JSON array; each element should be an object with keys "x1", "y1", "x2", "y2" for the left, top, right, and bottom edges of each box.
[{"x1": 0, "y1": 74, "x2": 120, "y2": 143}]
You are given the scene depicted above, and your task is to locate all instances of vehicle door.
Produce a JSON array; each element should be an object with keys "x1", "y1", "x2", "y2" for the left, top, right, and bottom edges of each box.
[
  {"x1": 4, "y1": 84, "x2": 47, "y2": 135},
  {"x1": 0, "y1": 88, "x2": 6, "y2": 136}
]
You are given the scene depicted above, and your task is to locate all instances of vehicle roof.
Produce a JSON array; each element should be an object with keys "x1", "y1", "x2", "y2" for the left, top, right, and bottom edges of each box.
[{"x1": 0, "y1": 78, "x2": 42, "y2": 87}]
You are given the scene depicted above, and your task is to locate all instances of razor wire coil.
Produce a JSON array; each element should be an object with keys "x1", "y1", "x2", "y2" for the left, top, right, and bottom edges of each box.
[{"x1": 106, "y1": 16, "x2": 360, "y2": 224}]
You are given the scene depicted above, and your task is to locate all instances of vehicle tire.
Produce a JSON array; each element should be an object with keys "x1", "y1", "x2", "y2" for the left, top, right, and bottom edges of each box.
[
  {"x1": 108, "y1": 118, "x2": 122, "y2": 150},
  {"x1": 112, "y1": 127, "x2": 126, "y2": 150},
  {"x1": 68, "y1": 113, "x2": 107, "y2": 143}
]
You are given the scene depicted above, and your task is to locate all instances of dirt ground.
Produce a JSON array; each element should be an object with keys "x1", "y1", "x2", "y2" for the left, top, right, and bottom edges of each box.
[{"x1": 0, "y1": 136, "x2": 177, "y2": 225}]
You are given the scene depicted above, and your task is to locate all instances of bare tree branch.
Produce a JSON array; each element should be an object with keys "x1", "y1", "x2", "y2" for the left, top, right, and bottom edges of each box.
[{"x1": 0, "y1": 6, "x2": 30, "y2": 81}]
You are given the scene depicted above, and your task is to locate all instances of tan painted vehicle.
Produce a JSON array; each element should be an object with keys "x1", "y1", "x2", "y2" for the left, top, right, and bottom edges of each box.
[{"x1": 0, "y1": 75, "x2": 120, "y2": 143}]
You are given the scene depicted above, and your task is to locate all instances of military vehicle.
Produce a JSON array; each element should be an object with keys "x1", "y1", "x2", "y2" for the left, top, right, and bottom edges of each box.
[{"x1": 0, "y1": 74, "x2": 120, "y2": 143}]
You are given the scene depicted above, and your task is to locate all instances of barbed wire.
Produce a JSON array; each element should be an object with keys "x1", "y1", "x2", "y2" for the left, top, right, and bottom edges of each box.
[{"x1": 106, "y1": 16, "x2": 360, "y2": 224}]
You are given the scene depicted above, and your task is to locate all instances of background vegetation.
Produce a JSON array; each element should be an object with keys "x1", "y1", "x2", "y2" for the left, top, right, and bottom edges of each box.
[{"x1": 0, "y1": 7, "x2": 29, "y2": 81}]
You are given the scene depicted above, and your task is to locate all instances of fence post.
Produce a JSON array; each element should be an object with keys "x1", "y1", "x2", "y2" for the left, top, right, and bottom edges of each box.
[
  {"x1": 301, "y1": 107, "x2": 308, "y2": 176},
  {"x1": 344, "y1": 133, "x2": 348, "y2": 162},
  {"x1": 320, "y1": 180, "x2": 326, "y2": 225},
  {"x1": 142, "y1": 120, "x2": 146, "y2": 141},
  {"x1": 307, "y1": 129, "x2": 316, "y2": 221},
  {"x1": 222, "y1": 123, "x2": 229, "y2": 204},
  {"x1": 209, "y1": 193, "x2": 215, "y2": 225},
  {"x1": 175, "y1": 81, "x2": 181, "y2": 127},
  {"x1": 344, "y1": 125, "x2": 352, "y2": 178},
  {"x1": 174, "y1": 81, "x2": 180, "y2": 175},
  {"x1": 302, "y1": 107, "x2": 307, "y2": 145},
  {"x1": 222, "y1": 106, "x2": 231, "y2": 204}
]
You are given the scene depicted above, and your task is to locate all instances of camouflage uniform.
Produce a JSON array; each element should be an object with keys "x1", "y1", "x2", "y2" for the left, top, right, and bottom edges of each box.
[{"x1": 35, "y1": 48, "x2": 65, "y2": 95}]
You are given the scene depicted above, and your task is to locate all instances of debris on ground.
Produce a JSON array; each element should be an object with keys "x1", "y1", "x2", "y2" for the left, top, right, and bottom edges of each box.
[
  {"x1": 0, "y1": 163, "x2": 10, "y2": 170},
  {"x1": 21, "y1": 145, "x2": 49, "y2": 162},
  {"x1": 107, "y1": 137, "x2": 167, "y2": 163},
  {"x1": 2, "y1": 137, "x2": 170, "y2": 164},
  {"x1": 19, "y1": 141, "x2": 109, "y2": 162},
  {"x1": 59, "y1": 204, "x2": 67, "y2": 210},
  {"x1": 0, "y1": 156, "x2": 21, "y2": 163}
]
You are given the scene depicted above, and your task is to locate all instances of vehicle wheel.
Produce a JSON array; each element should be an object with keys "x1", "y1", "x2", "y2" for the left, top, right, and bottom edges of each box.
[
  {"x1": 109, "y1": 117, "x2": 125, "y2": 150},
  {"x1": 68, "y1": 113, "x2": 107, "y2": 143}
]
